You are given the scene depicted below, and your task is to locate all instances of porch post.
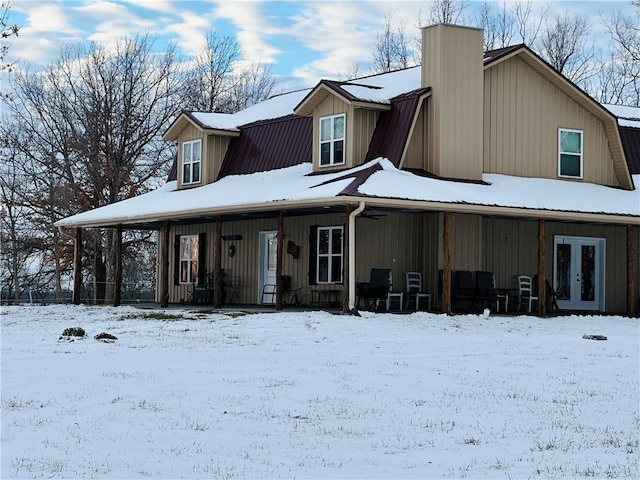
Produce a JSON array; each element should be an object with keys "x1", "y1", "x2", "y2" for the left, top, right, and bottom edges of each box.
[
  {"x1": 628, "y1": 224, "x2": 635, "y2": 317},
  {"x1": 160, "y1": 220, "x2": 170, "y2": 308},
  {"x1": 343, "y1": 204, "x2": 351, "y2": 313},
  {"x1": 537, "y1": 218, "x2": 546, "y2": 316},
  {"x1": 442, "y1": 212, "x2": 452, "y2": 315},
  {"x1": 114, "y1": 224, "x2": 123, "y2": 307},
  {"x1": 276, "y1": 210, "x2": 284, "y2": 310},
  {"x1": 214, "y1": 215, "x2": 223, "y2": 309},
  {"x1": 73, "y1": 227, "x2": 82, "y2": 305}
]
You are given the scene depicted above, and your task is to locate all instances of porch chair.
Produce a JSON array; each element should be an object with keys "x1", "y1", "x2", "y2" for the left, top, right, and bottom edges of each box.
[
  {"x1": 474, "y1": 271, "x2": 497, "y2": 312},
  {"x1": 357, "y1": 268, "x2": 394, "y2": 310},
  {"x1": 452, "y1": 270, "x2": 475, "y2": 312},
  {"x1": 404, "y1": 271, "x2": 431, "y2": 311},
  {"x1": 517, "y1": 275, "x2": 538, "y2": 313}
]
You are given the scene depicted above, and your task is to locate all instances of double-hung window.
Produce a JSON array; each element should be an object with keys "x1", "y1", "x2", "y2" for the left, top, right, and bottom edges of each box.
[
  {"x1": 179, "y1": 235, "x2": 199, "y2": 284},
  {"x1": 182, "y1": 139, "x2": 202, "y2": 184},
  {"x1": 558, "y1": 128, "x2": 583, "y2": 178},
  {"x1": 317, "y1": 226, "x2": 343, "y2": 283},
  {"x1": 319, "y1": 114, "x2": 345, "y2": 167}
]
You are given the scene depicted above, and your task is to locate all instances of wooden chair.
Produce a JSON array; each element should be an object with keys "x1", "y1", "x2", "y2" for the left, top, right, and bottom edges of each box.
[
  {"x1": 517, "y1": 275, "x2": 538, "y2": 313},
  {"x1": 405, "y1": 272, "x2": 431, "y2": 311}
]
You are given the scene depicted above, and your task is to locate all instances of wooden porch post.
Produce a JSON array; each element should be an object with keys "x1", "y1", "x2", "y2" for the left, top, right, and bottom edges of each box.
[
  {"x1": 343, "y1": 204, "x2": 351, "y2": 313},
  {"x1": 537, "y1": 218, "x2": 546, "y2": 316},
  {"x1": 114, "y1": 224, "x2": 123, "y2": 307},
  {"x1": 214, "y1": 216, "x2": 223, "y2": 309},
  {"x1": 442, "y1": 212, "x2": 452, "y2": 315},
  {"x1": 160, "y1": 221, "x2": 170, "y2": 308},
  {"x1": 628, "y1": 225, "x2": 636, "y2": 317},
  {"x1": 73, "y1": 227, "x2": 82, "y2": 305},
  {"x1": 276, "y1": 210, "x2": 284, "y2": 310}
]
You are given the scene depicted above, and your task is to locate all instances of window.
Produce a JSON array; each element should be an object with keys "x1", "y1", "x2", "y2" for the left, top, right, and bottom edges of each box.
[
  {"x1": 319, "y1": 114, "x2": 345, "y2": 167},
  {"x1": 179, "y1": 235, "x2": 199, "y2": 284},
  {"x1": 558, "y1": 128, "x2": 583, "y2": 178},
  {"x1": 182, "y1": 139, "x2": 202, "y2": 184},
  {"x1": 317, "y1": 226, "x2": 343, "y2": 283}
]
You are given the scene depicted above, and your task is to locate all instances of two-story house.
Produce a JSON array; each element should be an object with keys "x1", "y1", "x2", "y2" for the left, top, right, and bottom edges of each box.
[{"x1": 56, "y1": 24, "x2": 640, "y2": 315}]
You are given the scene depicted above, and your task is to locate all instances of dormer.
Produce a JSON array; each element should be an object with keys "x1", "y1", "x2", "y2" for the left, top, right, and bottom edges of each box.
[
  {"x1": 163, "y1": 111, "x2": 239, "y2": 189},
  {"x1": 294, "y1": 80, "x2": 392, "y2": 173}
]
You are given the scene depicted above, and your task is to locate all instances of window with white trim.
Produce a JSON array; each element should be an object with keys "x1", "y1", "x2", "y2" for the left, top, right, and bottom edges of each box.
[
  {"x1": 179, "y1": 235, "x2": 199, "y2": 284},
  {"x1": 317, "y1": 226, "x2": 343, "y2": 283},
  {"x1": 182, "y1": 139, "x2": 202, "y2": 184},
  {"x1": 558, "y1": 128, "x2": 583, "y2": 178},
  {"x1": 319, "y1": 114, "x2": 345, "y2": 167}
]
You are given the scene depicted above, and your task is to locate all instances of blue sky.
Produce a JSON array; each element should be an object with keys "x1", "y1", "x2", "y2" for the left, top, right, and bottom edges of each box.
[{"x1": 4, "y1": 1, "x2": 637, "y2": 92}]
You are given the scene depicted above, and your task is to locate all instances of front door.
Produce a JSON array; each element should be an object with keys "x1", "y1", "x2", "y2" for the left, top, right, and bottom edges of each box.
[
  {"x1": 258, "y1": 231, "x2": 278, "y2": 304},
  {"x1": 553, "y1": 235, "x2": 605, "y2": 311}
]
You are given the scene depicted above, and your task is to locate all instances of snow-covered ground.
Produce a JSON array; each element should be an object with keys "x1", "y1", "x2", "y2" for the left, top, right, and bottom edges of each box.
[{"x1": 1, "y1": 305, "x2": 638, "y2": 479}]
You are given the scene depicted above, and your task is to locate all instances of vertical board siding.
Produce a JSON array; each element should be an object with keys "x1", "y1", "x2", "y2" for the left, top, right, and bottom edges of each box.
[
  {"x1": 484, "y1": 56, "x2": 618, "y2": 186},
  {"x1": 353, "y1": 109, "x2": 379, "y2": 164},
  {"x1": 207, "y1": 136, "x2": 231, "y2": 183},
  {"x1": 404, "y1": 102, "x2": 428, "y2": 170}
]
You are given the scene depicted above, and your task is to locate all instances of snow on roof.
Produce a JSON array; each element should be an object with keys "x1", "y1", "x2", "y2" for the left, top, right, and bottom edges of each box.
[
  {"x1": 190, "y1": 88, "x2": 311, "y2": 131},
  {"x1": 604, "y1": 104, "x2": 640, "y2": 128},
  {"x1": 339, "y1": 67, "x2": 421, "y2": 103},
  {"x1": 55, "y1": 159, "x2": 640, "y2": 228}
]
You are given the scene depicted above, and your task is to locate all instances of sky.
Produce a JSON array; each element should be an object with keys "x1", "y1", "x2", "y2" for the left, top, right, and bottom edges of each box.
[{"x1": 3, "y1": 1, "x2": 638, "y2": 92}]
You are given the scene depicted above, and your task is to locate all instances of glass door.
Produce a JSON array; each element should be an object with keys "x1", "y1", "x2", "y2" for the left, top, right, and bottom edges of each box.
[
  {"x1": 258, "y1": 231, "x2": 277, "y2": 304},
  {"x1": 553, "y1": 236, "x2": 605, "y2": 311}
]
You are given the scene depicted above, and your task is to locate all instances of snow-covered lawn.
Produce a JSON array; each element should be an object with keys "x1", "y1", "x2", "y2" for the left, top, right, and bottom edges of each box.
[{"x1": 1, "y1": 305, "x2": 638, "y2": 479}]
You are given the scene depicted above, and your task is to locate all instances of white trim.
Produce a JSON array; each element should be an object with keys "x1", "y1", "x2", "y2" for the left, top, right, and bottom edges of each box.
[
  {"x1": 558, "y1": 128, "x2": 583, "y2": 179},
  {"x1": 182, "y1": 139, "x2": 202, "y2": 185},
  {"x1": 316, "y1": 225, "x2": 344, "y2": 284},
  {"x1": 319, "y1": 113, "x2": 346, "y2": 168}
]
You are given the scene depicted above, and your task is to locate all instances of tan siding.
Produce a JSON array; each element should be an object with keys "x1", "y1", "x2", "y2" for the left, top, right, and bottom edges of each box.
[
  {"x1": 352, "y1": 109, "x2": 378, "y2": 165},
  {"x1": 484, "y1": 56, "x2": 618, "y2": 186},
  {"x1": 206, "y1": 136, "x2": 231, "y2": 183},
  {"x1": 404, "y1": 102, "x2": 428, "y2": 170},
  {"x1": 422, "y1": 25, "x2": 483, "y2": 180},
  {"x1": 437, "y1": 213, "x2": 483, "y2": 272},
  {"x1": 635, "y1": 227, "x2": 640, "y2": 310}
]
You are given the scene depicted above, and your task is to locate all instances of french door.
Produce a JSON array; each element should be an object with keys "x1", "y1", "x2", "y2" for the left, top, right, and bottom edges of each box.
[
  {"x1": 258, "y1": 231, "x2": 278, "y2": 304},
  {"x1": 553, "y1": 235, "x2": 605, "y2": 311}
]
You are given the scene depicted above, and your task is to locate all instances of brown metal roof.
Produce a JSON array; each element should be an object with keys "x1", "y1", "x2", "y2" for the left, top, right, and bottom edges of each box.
[
  {"x1": 620, "y1": 126, "x2": 640, "y2": 175},
  {"x1": 166, "y1": 156, "x2": 177, "y2": 182},
  {"x1": 364, "y1": 88, "x2": 431, "y2": 167},
  {"x1": 217, "y1": 114, "x2": 312, "y2": 178},
  {"x1": 483, "y1": 44, "x2": 524, "y2": 65}
]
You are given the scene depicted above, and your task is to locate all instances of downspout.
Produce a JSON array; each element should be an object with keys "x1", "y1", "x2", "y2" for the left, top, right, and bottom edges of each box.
[{"x1": 348, "y1": 201, "x2": 366, "y2": 315}]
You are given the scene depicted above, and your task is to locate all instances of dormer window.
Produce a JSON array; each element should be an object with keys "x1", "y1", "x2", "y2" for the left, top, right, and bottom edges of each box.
[
  {"x1": 319, "y1": 114, "x2": 345, "y2": 167},
  {"x1": 182, "y1": 139, "x2": 202, "y2": 184},
  {"x1": 558, "y1": 128, "x2": 583, "y2": 178}
]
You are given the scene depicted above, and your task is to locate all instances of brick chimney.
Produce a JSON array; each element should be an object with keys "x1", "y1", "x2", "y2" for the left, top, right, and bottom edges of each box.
[{"x1": 422, "y1": 24, "x2": 484, "y2": 180}]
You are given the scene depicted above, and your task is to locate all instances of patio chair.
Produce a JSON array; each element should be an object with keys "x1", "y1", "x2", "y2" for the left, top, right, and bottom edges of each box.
[
  {"x1": 405, "y1": 271, "x2": 431, "y2": 311},
  {"x1": 357, "y1": 268, "x2": 393, "y2": 310},
  {"x1": 517, "y1": 275, "x2": 538, "y2": 313},
  {"x1": 452, "y1": 270, "x2": 475, "y2": 312},
  {"x1": 474, "y1": 271, "x2": 497, "y2": 311}
]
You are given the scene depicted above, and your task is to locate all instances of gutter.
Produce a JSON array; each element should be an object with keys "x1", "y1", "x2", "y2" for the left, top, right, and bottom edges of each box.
[{"x1": 348, "y1": 201, "x2": 366, "y2": 315}]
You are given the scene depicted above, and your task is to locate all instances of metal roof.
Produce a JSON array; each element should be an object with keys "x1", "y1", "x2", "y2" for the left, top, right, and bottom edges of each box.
[{"x1": 620, "y1": 126, "x2": 640, "y2": 175}]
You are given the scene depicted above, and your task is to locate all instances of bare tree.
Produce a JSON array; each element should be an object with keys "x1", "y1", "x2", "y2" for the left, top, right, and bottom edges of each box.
[
  {"x1": 372, "y1": 13, "x2": 416, "y2": 74},
  {"x1": 474, "y1": 1, "x2": 516, "y2": 50},
  {"x1": 601, "y1": 0, "x2": 640, "y2": 106},
  {"x1": 6, "y1": 35, "x2": 183, "y2": 303},
  {"x1": 419, "y1": 0, "x2": 469, "y2": 25},
  {"x1": 183, "y1": 30, "x2": 275, "y2": 113},
  {"x1": 1, "y1": 1, "x2": 18, "y2": 71},
  {"x1": 538, "y1": 11, "x2": 599, "y2": 85}
]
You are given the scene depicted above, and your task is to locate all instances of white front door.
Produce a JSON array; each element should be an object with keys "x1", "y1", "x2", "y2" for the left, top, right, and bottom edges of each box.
[
  {"x1": 553, "y1": 235, "x2": 605, "y2": 311},
  {"x1": 258, "y1": 231, "x2": 278, "y2": 304}
]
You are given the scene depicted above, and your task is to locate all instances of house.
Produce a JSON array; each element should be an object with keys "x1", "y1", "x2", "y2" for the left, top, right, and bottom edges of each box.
[{"x1": 56, "y1": 24, "x2": 640, "y2": 316}]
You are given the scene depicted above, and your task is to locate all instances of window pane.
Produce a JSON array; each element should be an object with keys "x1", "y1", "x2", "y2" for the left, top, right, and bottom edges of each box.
[
  {"x1": 183, "y1": 142, "x2": 192, "y2": 161},
  {"x1": 331, "y1": 228, "x2": 342, "y2": 254},
  {"x1": 556, "y1": 243, "x2": 571, "y2": 300},
  {"x1": 183, "y1": 164, "x2": 191, "y2": 183},
  {"x1": 318, "y1": 257, "x2": 329, "y2": 283},
  {"x1": 334, "y1": 115, "x2": 344, "y2": 139},
  {"x1": 334, "y1": 140, "x2": 344, "y2": 164},
  {"x1": 181, "y1": 261, "x2": 189, "y2": 283},
  {"x1": 318, "y1": 229, "x2": 329, "y2": 254},
  {"x1": 193, "y1": 141, "x2": 201, "y2": 161},
  {"x1": 191, "y1": 260, "x2": 198, "y2": 284},
  {"x1": 180, "y1": 239, "x2": 190, "y2": 260},
  {"x1": 190, "y1": 237, "x2": 199, "y2": 260},
  {"x1": 320, "y1": 143, "x2": 331, "y2": 165},
  {"x1": 331, "y1": 256, "x2": 342, "y2": 282},
  {"x1": 560, "y1": 154, "x2": 580, "y2": 176},
  {"x1": 268, "y1": 238, "x2": 277, "y2": 270},
  {"x1": 193, "y1": 162, "x2": 200, "y2": 183},
  {"x1": 320, "y1": 118, "x2": 331, "y2": 141},
  {"x1": 560, "y1": 131, "x2": 581, "y2": 154}
]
